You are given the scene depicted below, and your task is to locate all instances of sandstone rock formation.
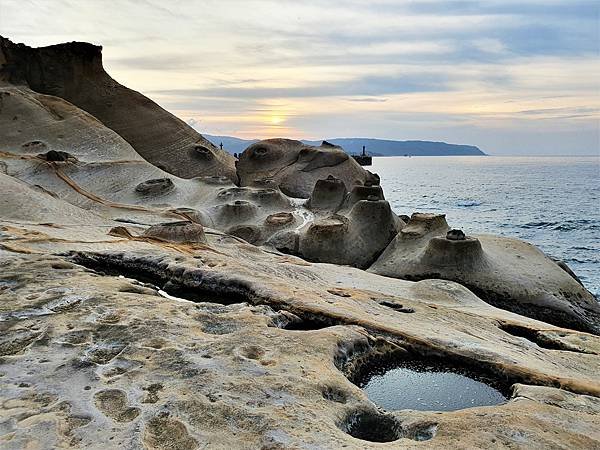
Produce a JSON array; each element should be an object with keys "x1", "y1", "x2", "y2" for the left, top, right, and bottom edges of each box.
[
  {"x1": 237, "y1": 138, "x2": 379, "y2": 198},
  {"x1": 1, "y1": 36, "x2": 599, "y2": 449},
  {"x1": 370, "y1": 213, "x2": 600, "y2": 334},
  {"x1": 0, "y1": 37, "x2": 237, "y2": 181},
  {"x1": 297, "y1": 199, "x2": 401, "y2": 269}
]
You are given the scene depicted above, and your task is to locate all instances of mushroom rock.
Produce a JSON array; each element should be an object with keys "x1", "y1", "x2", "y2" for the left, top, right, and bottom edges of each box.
[
  {"x1": 237, "y1": 139, "x2": 379, "y2": 198},
  {"x1": 142, "y1": 221, "x2": 207, "y2": 244},
  {"x1": 298, "y1": 199, "x2": 401, "y2": 269},
  {"x1": 369, "y1": 224, "x2": 600, "y2": 334},
  {"x1": 210, "y1": 200, "x2": 259, "y2": 228},
  {"x1": 401, "y1": 212, "x2": 450, "y2": 238},
  {"x1": 307, "y1": 175, "x2": 348, "y2": 213},
  {"x1": 342, "y1": 184, "x2": 385, "y2": 210},
  {"x1": 0, "y1": 36, "x2": 237, "y2": 181}
]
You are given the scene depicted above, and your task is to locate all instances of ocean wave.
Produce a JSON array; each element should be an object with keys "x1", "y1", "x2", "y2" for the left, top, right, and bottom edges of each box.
[
  {"x1": 553, "y1": 222, "x2": 600, "y2": 231},
  {"x1": 456, "y1": 200, "x2": 481, "y2": 207},
  {"x1": 519, "y1": 221, "x2": 559, "y2": 229},
  {"x1": 519, "y1": 219, "x2": 600, "y2": 231}
]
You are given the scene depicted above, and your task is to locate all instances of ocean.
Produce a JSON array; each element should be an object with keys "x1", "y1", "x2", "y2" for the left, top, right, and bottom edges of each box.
[{"x1": 372, "y1": 156, "x2": 600, "y2": 298}]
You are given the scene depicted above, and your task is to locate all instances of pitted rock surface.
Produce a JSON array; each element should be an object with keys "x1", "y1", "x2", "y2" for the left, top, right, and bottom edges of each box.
[{"x1": 0, "y1": 34, "x2": 599, "y2": 450}]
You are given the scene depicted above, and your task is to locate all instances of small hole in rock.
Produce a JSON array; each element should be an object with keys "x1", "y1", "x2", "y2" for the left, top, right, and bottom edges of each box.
[
  {"x1": 377, "y1": 300, "x2": 415, "y2": 313},
  {"x1": 499, "y1": 323, "x2": 578, "y2": 352},
  {"x1": 321, "y1": 385, "x2": 347, "y2": 403},
  {"x1": 342, "y1": 410, "x2": 400, "y2": 443},
  {"x1": 275, "y1": 311, "x2": 342, "y2": 331}
]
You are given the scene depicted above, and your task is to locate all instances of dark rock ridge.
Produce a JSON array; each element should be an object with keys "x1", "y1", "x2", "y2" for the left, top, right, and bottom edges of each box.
[
  {"x1": 206, "y1": 134, "x2": 486, "y2": 156},
  {"x1": 0, "y1": 36, "x2": 237, "y2": 181}
]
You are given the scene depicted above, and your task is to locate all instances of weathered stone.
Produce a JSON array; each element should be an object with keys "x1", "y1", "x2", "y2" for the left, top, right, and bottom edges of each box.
[
  {"x1": 1, "y1": 35, "x2": 599, "y2": 450},
  {"x1": 237, "y1": 138, "x2": 379, "y2": 198},
  {"x1": 143, "y1": 221, "x2": 207, "y2": 244}
]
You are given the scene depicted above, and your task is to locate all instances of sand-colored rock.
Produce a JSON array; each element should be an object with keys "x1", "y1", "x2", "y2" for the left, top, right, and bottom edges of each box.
[
  {"x1": 1, "y1": 221, "x2": 599, "y2": 449},
  {"x1": 298, "y1": 199, "x2": 401, "y2": 269},
  {"x1": 237, "y1": 138, "x2": 379, "y2": 198},
  {"x1": 0, "y1": 37, "x2": 237, "y2": 181},
  {"x1": 0, "y1": 85, "x2": 140, "y2": 162},
  {"x1": 143, "y1": 221, "x2": 207, "y2": 244},
  {"x1": 1, "y1": 36, "x2": 599, "y2": 449},
  {"x1": 369, "y1": 213, "x2": 600, "y2": 334}
]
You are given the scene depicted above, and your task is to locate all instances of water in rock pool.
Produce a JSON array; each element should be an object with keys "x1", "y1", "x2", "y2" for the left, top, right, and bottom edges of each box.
[
  {"x1": 358, "y1": 359, "x2": 507, "y2": 411},
  {"x1": 372, "y1": 156, "x2": 600, "y2": 298}
]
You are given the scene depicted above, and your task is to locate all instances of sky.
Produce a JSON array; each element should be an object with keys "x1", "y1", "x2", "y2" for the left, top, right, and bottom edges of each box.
[{"x1": 1, "y1": 0, "x2": 599, "y2": 155}]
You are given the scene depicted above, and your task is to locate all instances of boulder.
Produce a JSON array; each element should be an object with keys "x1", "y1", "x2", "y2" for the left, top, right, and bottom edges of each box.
[
  {"x1": 298, "y1": 198, "x2": 401, "y2": 269},
  {"x1": 369, "y1": 214, "x2": 600, "y2": 334},
  {"x1": 237, "y1": 139, "x2": 379, "y2": 198},
  {"x1": 142, "y1": 221, "x2": 207, "y2": 244}
]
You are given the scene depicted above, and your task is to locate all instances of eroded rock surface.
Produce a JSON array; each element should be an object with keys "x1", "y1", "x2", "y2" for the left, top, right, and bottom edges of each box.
[
  {"x1": 0, "y1": 37, "x2": 237, "y2": 181},
  {"x1": 370, "y1": 213, "x2": 600, "y2": 334},
  {"x1": 237, "y1": 139, "x2": 379, "y2": 198},
  {"x1": 1, "y1": 35, "x2": 599, "y2": 450}
]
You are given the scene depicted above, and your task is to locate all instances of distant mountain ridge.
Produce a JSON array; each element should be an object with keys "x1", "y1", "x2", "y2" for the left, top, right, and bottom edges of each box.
[{"x1": 204, "y1": 134, "x2": 486, "y2": 156}]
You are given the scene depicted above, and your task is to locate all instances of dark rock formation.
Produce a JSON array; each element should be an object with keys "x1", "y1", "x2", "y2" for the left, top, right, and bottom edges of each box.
[
  {"x1": 38, "y1": 150, "x2": 75, "y2": 162},
  {"x1": 0, "y1": 36, "x2": 237, "y2": 181},
  {"x1": 446, "y1": 229, "x2": 466, "y2": 241}
]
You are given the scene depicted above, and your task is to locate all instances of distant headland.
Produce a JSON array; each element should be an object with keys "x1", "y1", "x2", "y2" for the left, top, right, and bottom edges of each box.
[{"x1": 205, "y1": 134, "x2": 486, "y2": 156}]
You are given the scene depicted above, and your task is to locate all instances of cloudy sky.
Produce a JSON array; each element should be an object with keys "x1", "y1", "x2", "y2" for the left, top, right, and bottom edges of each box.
[{"x1": 1, "y1": 0, "x2": 599, "y2": 154}]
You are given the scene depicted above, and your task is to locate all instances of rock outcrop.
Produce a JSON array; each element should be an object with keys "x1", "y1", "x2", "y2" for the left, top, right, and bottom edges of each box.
[
  {"x1": 298, "y1": 199, "x2": 401, "y2": 269},
  {"x1": 370, "y1": 213, "x2": 600, "y2": 334},
  {"x1": 237, "y1": 138, "x2": 379, "y2": 198},
  {"x1": 0, "y1": 37, "x2": 237, "y2": 181},
  {"x1": 1, "y1": 36, "x2": 599, "y2": 449}
]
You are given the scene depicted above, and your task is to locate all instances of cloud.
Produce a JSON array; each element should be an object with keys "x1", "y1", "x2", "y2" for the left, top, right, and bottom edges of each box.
[{"x1": 1, "y1": 0, "x2": 598, "y2": 154}]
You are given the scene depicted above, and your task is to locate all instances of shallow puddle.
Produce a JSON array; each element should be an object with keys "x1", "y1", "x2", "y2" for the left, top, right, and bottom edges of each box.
[{"x1": 356, "y1": 358, "x2": 508, "y2": 411}]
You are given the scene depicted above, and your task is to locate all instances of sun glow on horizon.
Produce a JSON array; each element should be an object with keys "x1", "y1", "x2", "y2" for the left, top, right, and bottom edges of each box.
[{"x1": 269, "y1": 115, "x2": 285, "y2": 125}]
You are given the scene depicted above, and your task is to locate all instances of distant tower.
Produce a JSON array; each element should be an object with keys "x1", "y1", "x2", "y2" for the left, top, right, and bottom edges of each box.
[
  {"x1": 362, "y1": 145, "x2": 366, "y2": 156},
  {"x1": 219, "y1": 142, "x2": 223, "y2": 150}
]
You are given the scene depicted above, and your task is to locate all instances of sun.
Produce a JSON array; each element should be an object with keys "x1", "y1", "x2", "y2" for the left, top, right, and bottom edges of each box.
[{"x1": 269, "y1": 115, "x2": 284, "y2": 125}]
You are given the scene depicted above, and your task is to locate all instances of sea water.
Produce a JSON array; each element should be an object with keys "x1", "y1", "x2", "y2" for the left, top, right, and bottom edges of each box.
[{"x1": 372, "y1": 156, "x2": 600, "y2": 298}]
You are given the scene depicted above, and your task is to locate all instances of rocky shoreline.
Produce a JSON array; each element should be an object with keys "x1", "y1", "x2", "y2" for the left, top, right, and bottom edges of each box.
[{"x1": 1, "y1": 37, "x2": 599, "y2": 449}]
